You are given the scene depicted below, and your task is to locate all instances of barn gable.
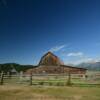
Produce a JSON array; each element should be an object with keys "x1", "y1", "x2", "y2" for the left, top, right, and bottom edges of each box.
[{"x1": 39, "y1": 52, "x2": 63, "y2": 66}]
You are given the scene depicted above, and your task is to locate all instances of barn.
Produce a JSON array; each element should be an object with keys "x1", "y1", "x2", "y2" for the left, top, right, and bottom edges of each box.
[{"x1": 25, "y1": 52, "x2": 87, "y2": 75}]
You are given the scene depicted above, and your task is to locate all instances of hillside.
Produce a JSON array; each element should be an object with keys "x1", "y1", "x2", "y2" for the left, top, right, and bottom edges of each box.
[{"x1": 0, "y1": 63, "x2": 34, "y2": 73}]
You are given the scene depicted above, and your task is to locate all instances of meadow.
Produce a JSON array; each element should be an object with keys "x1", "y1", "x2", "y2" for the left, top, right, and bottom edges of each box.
[
  {"x1": 0, "y1": 71, "x2": 100, "y2": 100},
  {"x1": 0, "y1": 85, "x2": 100, "y2": 100}
]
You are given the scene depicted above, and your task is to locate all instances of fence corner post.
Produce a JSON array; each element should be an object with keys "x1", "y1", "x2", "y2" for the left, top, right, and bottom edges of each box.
[{"x1": 0, "y1": 71, "x2": 4, "y2": 85}]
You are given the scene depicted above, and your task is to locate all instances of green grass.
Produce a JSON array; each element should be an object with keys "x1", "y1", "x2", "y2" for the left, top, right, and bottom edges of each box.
[
  {"x1": 31, "y1": 78, "x2": 100, "y2": 86},
  {"x1": 0, "y1": 85, "x2": 100, "y2": 100},
  {"x1": 0, "y1": 74, "x2": 100, "y2": 100}
]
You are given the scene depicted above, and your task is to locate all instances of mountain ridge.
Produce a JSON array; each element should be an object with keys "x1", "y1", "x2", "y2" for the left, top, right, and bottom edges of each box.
[{"x1": 77, "y1": 62, "x2": 100, "y2": 71}]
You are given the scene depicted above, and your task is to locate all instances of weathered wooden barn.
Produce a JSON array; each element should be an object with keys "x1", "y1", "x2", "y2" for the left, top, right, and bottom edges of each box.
[{"x1": 25, "y1": 52, "x2": 87, "y2": 75}]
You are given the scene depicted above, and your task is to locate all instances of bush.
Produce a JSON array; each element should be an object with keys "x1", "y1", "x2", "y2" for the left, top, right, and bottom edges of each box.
[
  {"x1": 39, "y1": 81, "x2": 44, "y2": 85},
  {"x1": 49, "y1": 82, "x2": 53, "y2": 86},
  {"x1": 56, "y1": 82, "x2": 64, "y2": 86}
]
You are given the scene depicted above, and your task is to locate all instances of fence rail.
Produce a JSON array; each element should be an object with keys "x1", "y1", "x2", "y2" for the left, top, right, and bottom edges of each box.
[{"x1": 0, "y1": 73, "x2": 100, "y2": 86}]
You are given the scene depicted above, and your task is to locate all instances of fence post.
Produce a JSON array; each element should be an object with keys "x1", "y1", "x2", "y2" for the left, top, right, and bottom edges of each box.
[
  {"x1": 30, "y1": 72, "x2": 32, "y2": 85},
  {"x1": 66, "y1": 71, "x2": 72, "y2": 86},
  {"x1": 0, "y1": 71, "x2": 4, "y2": 85}
]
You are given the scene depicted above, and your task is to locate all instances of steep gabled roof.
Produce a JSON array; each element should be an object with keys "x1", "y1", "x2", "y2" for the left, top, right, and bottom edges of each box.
[{"x1": 38, "y1": 52, "x2": 63, "y2": 66}]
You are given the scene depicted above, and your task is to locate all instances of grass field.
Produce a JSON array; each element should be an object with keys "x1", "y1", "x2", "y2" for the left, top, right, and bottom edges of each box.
[
  {"x1": 0, "y1": 85, "x2": 100, "y2": 100},
  {"x1": 0, "y1": 72, "x2": 100, "y2": 100}
]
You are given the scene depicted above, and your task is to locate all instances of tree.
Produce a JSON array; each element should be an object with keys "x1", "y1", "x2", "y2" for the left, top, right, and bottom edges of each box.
[{"x1": 0, "y1": 64, "x2": 13, "y2": 73}]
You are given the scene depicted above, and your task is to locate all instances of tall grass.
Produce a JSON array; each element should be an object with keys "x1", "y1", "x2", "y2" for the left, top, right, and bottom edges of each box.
[{"x1": 0, "y1": 85, "x2": 100, "y2": 100}]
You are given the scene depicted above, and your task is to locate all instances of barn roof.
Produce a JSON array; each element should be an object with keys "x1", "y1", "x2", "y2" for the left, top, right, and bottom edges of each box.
[
  {"x1": 60, "y1": 65, "x2": 87, "y2": 70},
  {"x1": 39, "y1": 51, "x2": 64, "y2": 66}
]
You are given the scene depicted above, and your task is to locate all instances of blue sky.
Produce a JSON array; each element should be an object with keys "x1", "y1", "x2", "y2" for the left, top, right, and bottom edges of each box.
[{"x1": 0, "y1": 0, "x2": 100, "y2": 65}]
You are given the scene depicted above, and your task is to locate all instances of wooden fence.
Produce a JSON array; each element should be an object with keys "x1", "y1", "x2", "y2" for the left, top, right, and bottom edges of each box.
[{"x1": 0, "y1": 72, "x2": 100, "y2": 86}]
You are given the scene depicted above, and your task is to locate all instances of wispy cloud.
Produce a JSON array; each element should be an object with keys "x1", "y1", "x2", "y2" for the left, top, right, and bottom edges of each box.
[
  {"x1": 64, "y1": 55, "x2": 100, "y2": 65},
  {"x1": 69, "y1": 57, "x2": 93, "y2": 65},
  {"x1": 49, "y1": 44, "x2": 66, "y2": 52},
  {"x1": 61, "y1": 51, "x2": 100, "y2": 65},
  {"x1": 67, "y1": 52, "x2": 83, "y2": 57}
]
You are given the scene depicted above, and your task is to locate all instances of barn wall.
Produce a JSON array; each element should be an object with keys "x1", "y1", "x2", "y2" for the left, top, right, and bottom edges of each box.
[{"x1": 24, "y1": 65, "x2": 86, "y2": 75}]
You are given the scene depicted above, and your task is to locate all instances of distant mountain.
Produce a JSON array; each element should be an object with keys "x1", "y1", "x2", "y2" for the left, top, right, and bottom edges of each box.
[{"x1": 77, "y1": 62, "x2": 100, "y2": 71}]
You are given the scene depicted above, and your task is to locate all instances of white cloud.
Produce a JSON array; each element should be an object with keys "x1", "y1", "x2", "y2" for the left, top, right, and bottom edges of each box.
[
  {"x1": 49, "y1": 45, "x2": 66, "y2": 52},
  {"x1": 67, "y1": 52, "x2": 83, "y2": 57},
  {"x1": 62, "y1": 51, "x2": 100, "y2": 65},
  {"x1": 64, "y1": 56, "x2": 100, "y2": 65}
]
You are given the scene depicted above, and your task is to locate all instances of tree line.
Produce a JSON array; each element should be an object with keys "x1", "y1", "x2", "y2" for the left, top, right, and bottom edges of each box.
[{"x1": 0, "y1": 63, "x2": 34, "y2": 74}]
